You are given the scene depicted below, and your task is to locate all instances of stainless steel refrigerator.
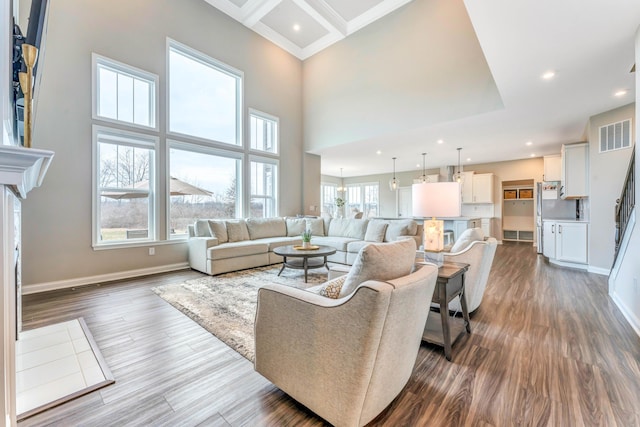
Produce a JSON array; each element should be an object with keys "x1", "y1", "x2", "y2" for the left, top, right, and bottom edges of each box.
[{"x1": 536, "y1": 182, "x2": 577, "y2": 253}]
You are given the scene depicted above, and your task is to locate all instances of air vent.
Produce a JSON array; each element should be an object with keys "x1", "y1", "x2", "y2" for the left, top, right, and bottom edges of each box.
[{"x1": 599, "y1": 119, "x2": 632, "y2": 153}]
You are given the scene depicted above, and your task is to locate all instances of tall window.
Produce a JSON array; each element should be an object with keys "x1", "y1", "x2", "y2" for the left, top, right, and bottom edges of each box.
[
  {"x1": 249, "y1": 109, "x2": 278, "y2": 154},
  {"x1": 168, "y1": 142, "x2": 242, "y2": 237},
  {"x1": 250, "y1": 158, "x2": 278, "y2": 218},
  {"x1": 94, "y1": 126, "x2": 157, "y2": 245},
  {"x1": 346, "y1": 183, "x2": 379, "y2": 218},
  {"x1": 321, "y1": 184, "x2": 338, "y2": 217},
  {"x1": 93, "y1": 54, "x2": 157, "y2": 129},
  {"x1": 168, "y1": 41, "x2": 242, "y2": 145}
]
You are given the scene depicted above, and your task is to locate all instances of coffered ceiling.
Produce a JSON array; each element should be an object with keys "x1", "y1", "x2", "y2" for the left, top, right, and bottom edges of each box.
[{"x1": 202, "y1": 0, "x2": 413, "y2": 59}]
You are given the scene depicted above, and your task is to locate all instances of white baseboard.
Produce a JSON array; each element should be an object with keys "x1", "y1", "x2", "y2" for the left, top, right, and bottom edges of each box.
[
  {"x1": 23, "y1": 262, "x2": 191, "y2": 295},
  {"x1": 588, "y1": 265, "x2": 611, "y2": 276},
  {"x1": 611, "y1": 292, "x2": 640, "y2": 338}
]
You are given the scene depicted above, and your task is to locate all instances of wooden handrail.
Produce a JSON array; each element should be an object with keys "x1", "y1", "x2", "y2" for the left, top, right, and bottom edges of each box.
[{"x1": 613, "y1": 149, "x2": 635, "y2": 265}]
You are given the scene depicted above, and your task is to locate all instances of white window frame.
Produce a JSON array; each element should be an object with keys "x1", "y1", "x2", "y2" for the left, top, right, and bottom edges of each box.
[
  {"x1": 92, "y1": 125, "x2": 159, "y2": 249},
  {"x1": 92, "y1": 53, "x2": 159, "y2": 131},
  {"x1": 167, "y1": 140, "x2": 244, "y2": 239},
  {"x1": 321, "y1": 183, "x2": 338, "y2": 216},
  {"x1": 346, "y1": 182, "x2": 379, "y2": 217},
  {"x1": 249, "y1": 108, "x2": 279, "y2": 155},
  {"x1": 166, "y1": 38, "x2": 243, "y2": 147},
  {"x1": 248, "y1": 155, "x2": 279, "y2": 218}
]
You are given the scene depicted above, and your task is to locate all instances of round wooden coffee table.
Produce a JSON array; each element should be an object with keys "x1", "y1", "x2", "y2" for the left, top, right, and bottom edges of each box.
[{"x1": 273, "y1": 245, "x2": 337, "y2": 283}]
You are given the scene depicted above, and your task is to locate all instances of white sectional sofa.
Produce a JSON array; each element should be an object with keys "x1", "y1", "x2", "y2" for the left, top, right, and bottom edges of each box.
[{"x1": 187, "y1": 216, "x2": 422, "y2": 275}]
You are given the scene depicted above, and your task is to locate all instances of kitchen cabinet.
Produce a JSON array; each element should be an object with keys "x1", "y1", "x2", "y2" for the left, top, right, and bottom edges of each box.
[
  {"x1": 502, "y1": 186, "x2": 534, "y2": 242},
  {"x1": 543, "y1": 154, "x2": 562, "y2": 181},
  {"x1": 561, "y1": 143, "x2": 588, "y2": 199},
  {"x1": 481, "y1": 218, "x2": 493, "y2": 237},
  {"x1": 453, "y1": 218, "x2": 481, "y2": 241},
  {"x1": 461, "y1": 172, "x2": 495, "y2": 204},
  {"x1": 543, "y1": 220, "x2": 588, "y2": 264}
]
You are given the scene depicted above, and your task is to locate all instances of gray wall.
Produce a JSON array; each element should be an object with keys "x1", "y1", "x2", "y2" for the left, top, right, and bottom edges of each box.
[
  {"x1": 302, "y1": 0, "x2": 502, "y2": 153},
  {"x1": 23, "y1": 0, "x2": 303, "y2": 285},
  {"x1": 588, "y1": 104, "x2": 635, "y2": 270},
  {"x1": 302, "y1": 153, "x2": 321, "y2": 215}
]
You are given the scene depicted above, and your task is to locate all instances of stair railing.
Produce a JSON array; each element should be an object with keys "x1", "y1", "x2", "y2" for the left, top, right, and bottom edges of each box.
[{"x1": 614, "y1": 149, "x2": 635, "y2": 264}]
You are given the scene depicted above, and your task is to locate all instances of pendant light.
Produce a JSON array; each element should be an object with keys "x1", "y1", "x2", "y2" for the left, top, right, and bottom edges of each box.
[
  {"x1": 389, "y1": 157, "x2": 400, "y2": 191},
  {"x1": 455, "y1": 148, "x2": 463, "y2": 182},
  {"x1": 418, "y1": 152, "x2": 427, "y2": 183},
  {"x1": 337, "y1": 168, "x2": 345, "y2": 193}
]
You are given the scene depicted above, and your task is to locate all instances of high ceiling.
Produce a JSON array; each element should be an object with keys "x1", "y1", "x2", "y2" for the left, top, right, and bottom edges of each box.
[{"x1": 205, "y1": 0, "x2": 640, "y2": 177}]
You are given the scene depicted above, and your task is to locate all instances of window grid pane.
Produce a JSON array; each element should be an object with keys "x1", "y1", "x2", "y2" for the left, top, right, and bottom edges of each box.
[
  {"x1": 250, "y1": 112, "x2": 278, "y2": 153},
  {"x1": 250, "y1": 160, "x2": 277, "y2": 218}
]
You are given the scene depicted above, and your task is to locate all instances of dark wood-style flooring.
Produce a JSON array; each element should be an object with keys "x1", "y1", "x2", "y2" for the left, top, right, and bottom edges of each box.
[{"x1": 19, "y1": 242, "x2": 640, "y2": 426}]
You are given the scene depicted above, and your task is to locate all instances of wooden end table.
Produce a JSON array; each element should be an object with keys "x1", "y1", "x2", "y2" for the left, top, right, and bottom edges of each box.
[
  {"x1": 421, "y1": 261, "x2": 470, "y2": 361},
  {"x1": 273, "y1": 245, "x2": 336, "y2": 283}
]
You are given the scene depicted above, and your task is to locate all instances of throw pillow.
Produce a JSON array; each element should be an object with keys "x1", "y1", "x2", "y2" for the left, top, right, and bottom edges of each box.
[
  {"x1": 327, "y1": 218, "x2": 368, "y2": 239},
  {"x1": 226, "y1": 220, "x2": 250, "y2": 242},
  {"x1": 450, "y1": 227, "x2": 485, "y2": 253},
  {"x1": 207, "y1": 220, "x2": 228, "y2": 243},
  {"x1": 339, "y1": 238, "x2": 416, "y2": 298},
  {"x1": 246, "y1": 218, "x2": 286, "y2": 239},
  {"x1": 317, "y1": 275, "x2": 346, "y2": 299},
  {"x1": 305, "y1": 218, "x2": 325, "y2": 236},
  {"x1": 385, "y1": 219, "x2": 418, "y2": 242},
  {"x1": 364, "y1": 221, "x2": 388, "y2": 242},
  {"x1": 194, "y1": 220, "x2": 212, "y2": 237},
  {"x1": 286, "y1": 218, "x2": 307, "y2": 237}
]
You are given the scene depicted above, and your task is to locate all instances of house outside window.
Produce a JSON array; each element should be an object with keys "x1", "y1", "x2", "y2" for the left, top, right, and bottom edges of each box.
[
  {"x1": 168, "y1": 142, "x2": 242, "y2": 238},
  {"x1": 168, "y1": 40, "x2": 243, "y2": 146},
  {"x1": 92, "y1": 54, "x2": 158, "y2": 130},
  {"x1": 93, "y1": 126, "x2": 158, "y2": 246}
]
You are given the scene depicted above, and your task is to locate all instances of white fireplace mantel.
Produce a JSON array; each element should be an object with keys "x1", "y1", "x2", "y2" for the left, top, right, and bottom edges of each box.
[{"x1": 0, "y1": 145, "x2": 54, "y2": 199}]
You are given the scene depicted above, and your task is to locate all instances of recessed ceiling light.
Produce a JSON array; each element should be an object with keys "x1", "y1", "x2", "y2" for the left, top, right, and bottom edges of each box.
[
  {"x1": 466, "y1": 158, "x2": 471, "y2": 162},
  {"x1": 293, "y1": 24, "x2": 301, "y2": 31},
  {"x1": 416, "y1": 163, "x2": 420, "y2": 168},
  {"x1": 530, "y1": 153, "x2": 536, "y2": 157},
  {"x1": 437, "y1": 139, "x2": 444, "y2": 144},
  {"x1": 525, "y1": 141, "x2": 533, "y2": 146},
  {"x1": 542, "y1": 71, "x2": 555, "y2": 80},
  {"x1": 376, "y1": 150, "x2": 382, "y2": 155},
  {"x1": 614, "y1": 90, "x2": 628, "y2": 97}
]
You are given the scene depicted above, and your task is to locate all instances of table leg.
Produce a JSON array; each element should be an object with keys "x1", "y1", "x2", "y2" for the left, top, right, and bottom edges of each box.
[
  {"x1": 438, "y1": 284, "x2": 452, "y2": 361},
  {"x1": 459, "y1": 274, "x2": 471, "y2": 334},
  {"x1": 303, "y1": 257, "x2": 308, "y2": 283},
  {"x1": 277, "y1": 258, "x2": 286, "y2": 276}
]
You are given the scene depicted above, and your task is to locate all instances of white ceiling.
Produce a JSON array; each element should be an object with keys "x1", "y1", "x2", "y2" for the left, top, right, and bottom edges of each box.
[{"x1": 205, "y1": 0, "x2": 640, "y2": 177}]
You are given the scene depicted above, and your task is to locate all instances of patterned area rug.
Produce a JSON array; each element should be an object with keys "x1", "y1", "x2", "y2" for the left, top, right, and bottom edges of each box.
[{"x1": 152, "y1": 265, "x2": 328, "y2": 361}]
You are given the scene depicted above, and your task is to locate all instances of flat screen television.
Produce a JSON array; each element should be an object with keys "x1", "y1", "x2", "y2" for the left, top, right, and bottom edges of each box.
[{"x1": 12, "y1": 0, "x2": 50, "y2": 146}]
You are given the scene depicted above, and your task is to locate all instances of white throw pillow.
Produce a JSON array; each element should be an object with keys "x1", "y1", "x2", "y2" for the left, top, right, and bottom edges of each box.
[
  {"x1": 305, "y1": 218, "x2": 325, "y2": 236},
  {"x1": 194, "y1": 220, "x2": 212, "y2": 237},
  {"x1": 226, "y1": 220, "x2": 250, "y2": 242},
  {"x1": 286, "y1": 218, "x2": 307, "y2": 237},
  {"x1": 450, "y1": 228, "x2": 485, "y2": 253},
  {"x1": 364, "y1": 220, "x2": 388, "y2": 242},
  {"x1": 339, "y1": 238, "x2": 417, "y2": 298},
  {"x1": 384, "y1": 220, "x2": 418, "y2": 242},
  {"x1": 207, "y1": 220, "x2": 228, "y2": 243}
]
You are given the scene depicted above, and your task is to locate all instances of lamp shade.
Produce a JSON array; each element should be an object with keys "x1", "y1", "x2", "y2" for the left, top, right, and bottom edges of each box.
[{"x1": 411, "y1": 182, "x2": 461, "y2": 218}]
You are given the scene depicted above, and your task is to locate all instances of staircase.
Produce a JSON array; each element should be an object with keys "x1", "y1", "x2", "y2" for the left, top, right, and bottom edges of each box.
[{"x1": 613, "y1": 149, "x2": 635, "y2": 266}]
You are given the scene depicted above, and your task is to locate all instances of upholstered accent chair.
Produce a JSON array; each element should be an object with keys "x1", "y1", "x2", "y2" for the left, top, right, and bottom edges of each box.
[
  {"x1": 254, "y1": 240, "x2": 439, "y2": 427},
  {"x1": 442, "y1": 228, "x2": 498, "y2": 313}
]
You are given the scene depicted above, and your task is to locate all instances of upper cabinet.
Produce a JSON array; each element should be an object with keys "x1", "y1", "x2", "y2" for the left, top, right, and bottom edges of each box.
[
  {"x1": 561, "y1": 143, "x2": 589, "y2": 199},
  {"x1": 543, "y1": 154, "x2": 562, "y2": 182},
  {"x1": 461, "y1": 172, "x2": 495, "y2": 204}
]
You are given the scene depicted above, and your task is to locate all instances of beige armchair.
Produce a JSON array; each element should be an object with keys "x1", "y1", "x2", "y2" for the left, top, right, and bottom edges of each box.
[
  {"x1": 442, "y1": 235, "x2": 498, "y2": 313},
  {"x1": 254, "y1": 247, "x2": 438, "y2": 427}
]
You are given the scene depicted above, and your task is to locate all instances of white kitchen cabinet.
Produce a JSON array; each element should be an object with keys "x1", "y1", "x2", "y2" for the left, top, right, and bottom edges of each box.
[
  {"x1": 543, "y1": 220, "x2": 588, "y2": 264},
  {"x1": 461, "y1": 172, "x2": 495, "y2": 204},
  {"x1": 481, "y1": 218, "x2": 493, "y2": 237},
  {"x1": 453, "y1": 218, "x2": 481, "y2": 241},
  {"x1": 561, "y1": 143, "x2": 588, "y2": 199},
  {"x1": 543, "y1": 154, "x2": 562, "y2": 182}
]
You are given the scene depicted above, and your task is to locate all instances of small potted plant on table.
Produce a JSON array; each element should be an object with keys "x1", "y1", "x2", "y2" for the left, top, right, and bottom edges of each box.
[{"x1": 301, "y1": 229, "x2": 312, "y2": 249}]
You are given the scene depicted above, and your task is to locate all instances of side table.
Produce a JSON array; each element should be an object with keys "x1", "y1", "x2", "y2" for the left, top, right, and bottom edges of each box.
[{"x1": 421, "y1": 261, "x2": 470, "y2": 361}]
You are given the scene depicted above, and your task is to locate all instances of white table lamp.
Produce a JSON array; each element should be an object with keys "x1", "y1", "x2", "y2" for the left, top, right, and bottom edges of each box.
[{"x1": 412, "y1": 182, "x2": 461, "y2": 264}]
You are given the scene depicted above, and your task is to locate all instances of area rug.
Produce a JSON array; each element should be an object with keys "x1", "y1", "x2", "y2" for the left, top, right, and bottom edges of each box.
[{"x1": 152, "y1": 265, "x2": 328, "y2": 361}]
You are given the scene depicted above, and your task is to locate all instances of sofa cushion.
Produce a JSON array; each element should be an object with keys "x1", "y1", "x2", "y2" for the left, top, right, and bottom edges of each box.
[
  {"x1": 226, "y1": 220, "x2": 250, "y2": 242},
  {"x1": 246, "y1": 218, "x2": 286, "y2": 240},
  {"x1": 306, "y1": 218, "x2": 325, "y2": 236},
  {"x1": 286, "y1": 218, "x2": 307, "y2": 237},
  {"x1": 385, "y1": 220, "x2": 418, "y2": 242},
  {"x1": 312, "y1": 236, "x2": 360, "y2": 252},
  {"x1": 208, "y1": 220, "x2": 228, "y2": 243},
  {"x1": 256, "y1": 236, "x2": 302, "y2": 251},
  {"x1": 346, "y1": 240, "x2": 370, "y2": 254},
  {"x1": 364, "y1": 220, "x2": 388, "y2": 242},
  {"x1": 207, "y1": 240, "x2": 269, "y2": 260},
  {"x1": 327, "y1": 218, "x2": 369, "y2": 239},
  {"x1": 339, "y1": 239, "x2": 417, "y2": 297},
  {"x1": 450, "y1": 227, "x2": 485, "y2": 253},
  {"x1": 194, "y1": 219, "x2": 212, "y2": 237}
]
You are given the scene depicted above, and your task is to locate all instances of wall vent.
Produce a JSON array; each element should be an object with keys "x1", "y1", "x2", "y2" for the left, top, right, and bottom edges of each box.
[{"x1": 599, "y1": 119, "x2": 632, "y2": 153}]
